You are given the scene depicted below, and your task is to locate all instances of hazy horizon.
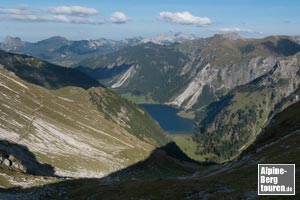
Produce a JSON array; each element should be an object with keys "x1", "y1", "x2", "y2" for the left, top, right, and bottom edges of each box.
[
  {"x1": 2, "y1": 32, "x2": 300, "y2": 43},
  {"x1": 0, "y1": 0, "x2": 299, "y2": 41}
]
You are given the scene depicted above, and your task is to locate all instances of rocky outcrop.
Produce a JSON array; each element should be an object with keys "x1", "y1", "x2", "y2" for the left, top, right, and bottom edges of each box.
[{"x1": 0, "y1": 150, "x2": 27, "y2": 173}]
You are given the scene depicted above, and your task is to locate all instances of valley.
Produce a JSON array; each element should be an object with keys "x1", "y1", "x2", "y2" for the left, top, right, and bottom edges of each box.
[{"x1": 1, "y1": 34, "x2": 300, "y2": 164}]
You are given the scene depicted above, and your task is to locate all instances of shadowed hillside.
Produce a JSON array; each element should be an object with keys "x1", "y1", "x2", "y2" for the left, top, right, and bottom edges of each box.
[
  {"x1": 0, "y1": 140, "x2": 56, "y2": 177},
  {"x1": 0, "y1": 50, "x2": 102, "y2": 90}
]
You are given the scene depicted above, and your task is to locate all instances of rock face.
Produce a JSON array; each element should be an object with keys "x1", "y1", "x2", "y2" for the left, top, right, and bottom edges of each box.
[
  {"x1": 3, "y1": 158, "x2": 12, "y2": 167},
  {"x1": 76, "y1": 34, "x2": 300, "y2": 109}
]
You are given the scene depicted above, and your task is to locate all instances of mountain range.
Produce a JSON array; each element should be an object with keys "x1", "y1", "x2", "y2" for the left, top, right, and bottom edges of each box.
[
  {"x1": 0, "y1": 33, "x2": 195, "y2": 67},
  {"x1": 75, "y1": 34, "x2": 300, "y2": 110},
  {"x1": 1, "y1": 34, "x2": 300, "y2": 161}
]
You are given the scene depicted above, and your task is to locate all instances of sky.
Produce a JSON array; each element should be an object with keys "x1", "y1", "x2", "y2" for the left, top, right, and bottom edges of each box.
[{"x1": 0, "y1": 0, "x2": 299, "y2": 41}]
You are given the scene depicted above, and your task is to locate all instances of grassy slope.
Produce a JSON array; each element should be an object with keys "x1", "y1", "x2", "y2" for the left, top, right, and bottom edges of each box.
[
  {"x1": 0, "y1": 67, "x2": 168, "y2": 188},
  {"x1": 88, "y1": 87, "x2": 169, "y2": 146},
  {"x1": 172, "y1": 134, "x2": 211, "y2": 161},
  {"x1": 121, "y1": 92, "x2": 157, "y2": 104}
]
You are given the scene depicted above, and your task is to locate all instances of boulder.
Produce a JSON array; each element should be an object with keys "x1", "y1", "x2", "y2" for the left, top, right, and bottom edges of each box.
[{"x1": 3, "y1": 158, "x2": 12, "y2": 167}]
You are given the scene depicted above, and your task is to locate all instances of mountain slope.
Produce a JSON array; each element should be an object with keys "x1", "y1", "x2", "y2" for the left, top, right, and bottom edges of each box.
[
  {"x1": 76, "y1": 34, "x2": 300, "y2": 109},
  {"x1": 0, "y1": 65, "x2": 169, "y2": 187},
  {"x1": 0, "y1": 50, "x2": 101, "y2": 89},
  {"x1": 77, "y1": 42, "x2": 189, "y2": 103},
  {"x1": 194, "y1": 53, "x2": 300, "y2": 161}
]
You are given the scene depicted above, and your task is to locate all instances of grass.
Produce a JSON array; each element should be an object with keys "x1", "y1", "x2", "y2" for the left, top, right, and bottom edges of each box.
[
  {"x1": 0, "y1": 166, "x2": 59, "y2": 189},
  {"x1": 176, "y1": 110, "x2": 195, "y2": 119},
  {"x1": 0, "y1": 174, "x2": 13, "y2": 188},
  {"x1": 172, "y1": 134, "x2": 211, "y2": 162},
  {"x1": 121, "y1": 93, "x2": 157, "y2": 104}
]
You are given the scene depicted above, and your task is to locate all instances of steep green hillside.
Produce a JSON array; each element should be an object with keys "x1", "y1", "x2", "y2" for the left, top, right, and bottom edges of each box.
[
  {"x1": 0, "y1": 50, "x2": 101, "y2": 89},
  {"x1": 194, "y1": 53, "x2": 300, "y2": 162},
  {"x1": 77, "y1": 42, "x2": 189, "y2": 103},
  {"x1": 88, "y1": 88, "x2": 168, "y2": 146}
]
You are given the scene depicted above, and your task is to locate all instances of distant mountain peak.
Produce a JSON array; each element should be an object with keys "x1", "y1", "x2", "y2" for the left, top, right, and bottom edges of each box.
[
  {"x1": 141, "y1": 32, "x2": 196, "y2": 45},
  {"x1": 38, "y1": 36, "x2": 69, "y2": 44},
  {"x1": 212, "y1": 33, "x2": 242, "y2": 40},
  {"x1": 3, "y1": 36, "x2": 24, "y2": 45},
  {"x1": 222, "y1": 32, "x2": 242, "y2": 40},
  {"x1": 293, "y1": 35, "x2": 300, "y2": 44}
]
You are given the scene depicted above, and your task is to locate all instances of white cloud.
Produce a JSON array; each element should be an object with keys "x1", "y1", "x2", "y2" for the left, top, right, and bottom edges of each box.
[
  {"x1": 0, "y1": 5, "x2": 129, "y2": 25},
  {"x1": 7, "y1": 14, "x2": 105, "y2": 24},
  {"x1": 110, "y1": 12, "x2": 129, "y2": 24},
  {"x1": 159, "y1": 11, "x2": 212, "y2": 25},
  {"x1": 220, "y1": 27, "x2": 262, "y2": 34},
  {"x1": 0, "y1": 6, "x2": 31, "y2": 15},
  {"x1": 47, "y1": 6, "x2": 98, "y2": 16}
]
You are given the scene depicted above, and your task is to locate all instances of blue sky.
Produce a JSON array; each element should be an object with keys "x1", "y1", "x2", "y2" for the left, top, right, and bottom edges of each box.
[{"x1": 0, "y1": 0, "x2": 299, "y2": 41}]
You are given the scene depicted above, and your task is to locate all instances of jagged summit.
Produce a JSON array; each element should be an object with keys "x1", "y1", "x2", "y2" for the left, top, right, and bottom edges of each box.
[
  {"x1": 140, "y1": 32, "x2": 197, "y2": 45},
  {"x1": 3, "y1": 36, "x2": 23, "y2": 44},
  {"x1": 1, "y1": 36, "x2": 26, "y2": 51}
]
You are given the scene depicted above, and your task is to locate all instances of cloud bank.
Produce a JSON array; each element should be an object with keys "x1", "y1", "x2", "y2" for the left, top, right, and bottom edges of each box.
[
  {"x1": 0, "y1": 6, "x2": 31, "y2": 15},
  {"x1": 159, "y1": 11, "x2": 212, "y2": 25},
  {"x1": 8, "y1": 14, "x2": 105, "y2": 24},
  {"x1": 47, "y1": 6, "x2": 98, "y2": 16},
  {"x1": 0, "y1": 5, "x2": 128, "y2": 25}
]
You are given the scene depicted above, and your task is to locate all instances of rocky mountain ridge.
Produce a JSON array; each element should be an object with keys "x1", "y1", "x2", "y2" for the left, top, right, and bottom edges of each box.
[
  {"x1": 0, "y1": 33, "x2": 195, "y2": 67},
  {"x1": 76, "y1": 34, "x2": 300, "y2": 110}
]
